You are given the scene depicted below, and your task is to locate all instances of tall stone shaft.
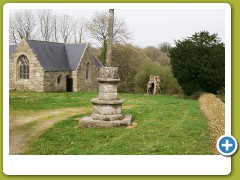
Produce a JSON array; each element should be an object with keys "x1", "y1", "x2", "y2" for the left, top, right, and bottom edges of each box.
[{"x1": 106, "y1": 9, "x2": 114, "y2": 67}]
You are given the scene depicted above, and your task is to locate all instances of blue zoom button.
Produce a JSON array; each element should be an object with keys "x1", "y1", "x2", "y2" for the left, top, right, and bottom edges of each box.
[{"x1": 217, "y1": 135, "x2": 238, "y2": 156}]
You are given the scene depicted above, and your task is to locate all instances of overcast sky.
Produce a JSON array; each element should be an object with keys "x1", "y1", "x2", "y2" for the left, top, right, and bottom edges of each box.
[
  {"x1": 52, "y1": 9, "x2": 225, "y2": 47},
  {"x1": 10, "y1": 8, "x2": 225, "y2": 48}
]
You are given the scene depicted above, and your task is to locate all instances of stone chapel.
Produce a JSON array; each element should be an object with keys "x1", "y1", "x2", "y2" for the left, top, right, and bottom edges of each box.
[{"x1": 9, "y1": 39, "x2": 102, "y2": 92}]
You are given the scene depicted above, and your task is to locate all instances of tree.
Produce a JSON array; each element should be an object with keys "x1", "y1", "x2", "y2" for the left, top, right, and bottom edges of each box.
[
  {"x1": 73, "y1": 18, "x2": 86, "y2": 43},
  {"x1": 9, "y1": 10, "x2": 37, "y2": 43},
  {"x1": 169, "y1": 31, "x2": 225, "y2": 96},
  {"x1": 59, "y1": 14, "x2": 74, "y2": 43},
  {"x1": 9, "y1": 16, "x2": 18, "y2": 44},
  {"x1": 52, "y1": 14, "x2": 59, "y2": 42},
  {"x1": 158, "y1": 42, "x2": 171, "y2": 53},
  {"x1": 111, "y1": 44, "x2": 148, "y2": 92},
  {"x1": 143, "y1": 46, "x2": 171, "y2": 66},
  {"x1": 37, "y1": 10, "x2": 54, "y2": 42},
  {"x1": 86, "y1": 10, "x2": 131, "y2": 64}
]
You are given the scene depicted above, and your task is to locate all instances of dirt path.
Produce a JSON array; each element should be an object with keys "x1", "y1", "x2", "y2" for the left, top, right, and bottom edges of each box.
[{"x1": 9, "y1": 107, "x2": 90, "y2": 155}]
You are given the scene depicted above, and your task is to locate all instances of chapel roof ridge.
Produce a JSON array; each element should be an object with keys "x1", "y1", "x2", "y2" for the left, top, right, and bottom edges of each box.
[{"x1": 26, "y1": 39, "x2": 88, "y2": 45}]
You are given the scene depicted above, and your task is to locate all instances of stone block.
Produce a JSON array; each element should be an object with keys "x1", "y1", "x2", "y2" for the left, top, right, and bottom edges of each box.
[
  {"x1": 98, "y1": 92, "x2": 118, "y2": 100},
  {"x1": 97, "y1": 78, "x2": 120, "y2": 83},
  {"x1": 99, "y1": 83, "x2": 117, "y2": 93},
  {"x1": 79, "y1": 115, "x2": 132, "y2": 128},
  {"x1": 91, "y1": 98, "x2": 124, "y2": 105},
  {"x1": 99, "y1": 67, "x2": 119, "y2": 79},
  {"x1": 91, "y1": 113, "x2": 124, "y2": 121},
  {"x1": 93, "y1": 104, "x2": 122, "y2": 115}
]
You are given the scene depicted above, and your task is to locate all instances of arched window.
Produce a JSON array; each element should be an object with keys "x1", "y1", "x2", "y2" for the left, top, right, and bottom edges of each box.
[
  {"x1": 86, "y1": 62, "x2": 90, "y2": 80},
  {"x1": 56, "y1": 74, "x2": 62, "y2": 84},
  {"x1": 17, "y1": 55, "x2": 29, "y2": 80}
]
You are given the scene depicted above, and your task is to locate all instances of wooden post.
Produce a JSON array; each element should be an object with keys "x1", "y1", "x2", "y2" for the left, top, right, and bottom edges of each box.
[{"x1": 106, "y1": 9, "x2": 114, "y2": 67}]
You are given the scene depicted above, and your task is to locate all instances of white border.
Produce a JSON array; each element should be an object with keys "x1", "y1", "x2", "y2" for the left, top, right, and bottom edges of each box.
[{"x1": 3, "y1": 3, "x2": 231, "y2": 175}]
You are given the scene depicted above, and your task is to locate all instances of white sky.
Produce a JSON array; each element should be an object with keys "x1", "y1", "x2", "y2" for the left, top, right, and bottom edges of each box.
[
  {"x1": 53, "y1": 9, "x2": 225, "y2": 47},
  {"x1": 10, "y1": 8, "x2": 225, "y2": 48}
]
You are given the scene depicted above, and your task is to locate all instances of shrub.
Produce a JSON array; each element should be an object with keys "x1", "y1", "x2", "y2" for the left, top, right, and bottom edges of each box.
[
  {"x1": 134, "y1": 60, "x2": 183, "y2": 95},
  {"x1": 111, "y1": 44, "x2": 148, "y2": 93}
]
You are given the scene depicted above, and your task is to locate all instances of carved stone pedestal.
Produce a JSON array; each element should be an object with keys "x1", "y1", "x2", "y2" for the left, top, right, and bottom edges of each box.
[{"x1": 79, "y1": 67, "x2": 132, "y2": 128}]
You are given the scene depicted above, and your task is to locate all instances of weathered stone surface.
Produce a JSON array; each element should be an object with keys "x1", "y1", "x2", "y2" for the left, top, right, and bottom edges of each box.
[
  {"x1": 91, "y1": 98, "x2": 124, "y2": 105},
  {"x1": 91, "y1": 113, "x2": 124, "y2": 121},
  {"x1": 99, "y1": 67, "x2": 119, "y2": 79},
  {"x1": 80, "y1": 66, "x2": 132, "y2": 128},
  {"x1": 43, "y1": 71, "x2": 70, "y2": 92},
  {"x1": 98, "y1": 92, "x2": 118, "y2": 101},
  {"x1": 9, "y1": 39, "x2": 100, "y2": 92},
  {"x1": 147, "y1": 75, "x2": 160, "y2": 95},
  {"x1": 93, "y1": 104, "x2": 122, "y2": 115},
  {"x1": 74, "y1": 47, "x2": 99, "y2": 92},
  {"x1": 99, "y1": 83, "x2": 118, "y2": 93},
  {"x1": 9, "y1": 39, "x2": 45, "y2": 91},
  {"x1": 79, "y1": 115, "x2": 132, "y2": 128},
  {"x1": 97, "y1": 78, "x2": 120, "y2": 83}
]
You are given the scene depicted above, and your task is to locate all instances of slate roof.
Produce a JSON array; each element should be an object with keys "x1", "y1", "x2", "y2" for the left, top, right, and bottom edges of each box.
[
  {"x1": 9, "y1": 45, "x2": 17, "y2": 57},
  {"x1": 65, "y1": 43, "x2": 87, "y2": 70},
  {"x1": 9, "y1": 40, "x2": 102, "y2": 71},
  {"x1": 27, "y1": 40, "x2": 71, "y2": 71},
  {"x1": 92, "y1": 54, "x2": 103, "y2": 69}
]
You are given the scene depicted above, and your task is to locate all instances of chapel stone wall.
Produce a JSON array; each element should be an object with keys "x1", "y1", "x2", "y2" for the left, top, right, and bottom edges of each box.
[
  {"x1": 75, "y1": 46, "x2": 99, "y2": 91},
  {"x1": 43, "y1": 71, "x2": 71, "y2": 92},
  {"x1": 9, "y1": 39, "x2": 45, "y2": 92}
]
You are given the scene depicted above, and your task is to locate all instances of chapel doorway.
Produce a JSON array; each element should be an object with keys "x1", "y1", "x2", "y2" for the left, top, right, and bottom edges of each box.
[{"x1": 66, "y1": 76, "x2": 73, "y2": 92}]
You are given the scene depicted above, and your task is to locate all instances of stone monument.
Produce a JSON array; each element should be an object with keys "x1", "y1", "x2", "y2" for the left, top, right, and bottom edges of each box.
[
  {"x1": 147, "y1": 75, "x2": 160, "y2": 95},
  {"x1": 79, "y1": 9, "x2": 132, "y2": 128}
]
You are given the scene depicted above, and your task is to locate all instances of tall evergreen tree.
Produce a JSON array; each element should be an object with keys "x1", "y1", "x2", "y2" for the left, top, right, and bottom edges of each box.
[{"x1": 169, "y1": 31, "x2": 225, "y2": 96}]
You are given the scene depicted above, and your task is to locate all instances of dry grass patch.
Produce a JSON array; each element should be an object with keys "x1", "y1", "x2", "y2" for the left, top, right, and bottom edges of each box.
[
  {"x1": 199, "y1": 93, "x2": 225, "y2": 154},
  {"x1": 10, "y1": 107, "x2": 90, "y2": 154}
]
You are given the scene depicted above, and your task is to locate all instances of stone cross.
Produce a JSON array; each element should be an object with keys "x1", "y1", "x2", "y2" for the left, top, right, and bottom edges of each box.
[{"x1": 79, "y1": 9, "x2": 132, "y2": 128}]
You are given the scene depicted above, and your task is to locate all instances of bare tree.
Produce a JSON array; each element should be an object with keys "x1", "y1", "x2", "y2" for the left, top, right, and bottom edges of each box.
[
  {"x1": 73, "y1": 18, "x2": 86, "y2": 43},
  {"x1": 86, "y1": 10, "x2": 131, "y2": 47},
  {"x1": 37, "y1": 10, "x2": 54, "y2": 42},
  {"x1": 52, "y1": 14, "x2": 59, "y2": 42},
  {"x1": 59, "y1": 14, "x2": 74, "y2": 43},
  {"x1": 9, "y1": 10, "x2": 37, "y2": 43},
  {"x1": 9, "y1": 15, "x2": 18, "y2": 44}
]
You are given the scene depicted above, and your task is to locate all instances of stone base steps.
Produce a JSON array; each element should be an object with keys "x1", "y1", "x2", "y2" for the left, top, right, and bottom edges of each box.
[{"x1": 79, "y1": 115, "x2": 132, "y2": 128}]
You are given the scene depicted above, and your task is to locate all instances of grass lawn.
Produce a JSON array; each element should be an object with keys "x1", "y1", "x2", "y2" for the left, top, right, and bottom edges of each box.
[{"x1": 10, "y1": 91, "x2": 213, "y2": 155}]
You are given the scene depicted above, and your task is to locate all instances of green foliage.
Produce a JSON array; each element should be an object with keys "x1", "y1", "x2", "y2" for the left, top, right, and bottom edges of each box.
[
  {"x1": 134, "y1": 60, "x2": 183, "y2": 95},
  {"x1": 158, "y1": 42, "x2": 171, "y2": 53},
  {"x1": 99, "y1": 39, "x2": 107, "y2": 66},
  {"x1": 110, "y1": 44, "x2": 179, "y2": 94},
  {"x1": 111, "y1": 44, "x2": 148, "y2": 92},
  {"x1": 10, "y1": 91, "x2": 212, "y2": 155},
  {"x1": 169, "y1": 31, "x2": 225, "y2": 96},
  {"x1": 143, "y1": 46, "x2": 171, "y2": 66}
]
